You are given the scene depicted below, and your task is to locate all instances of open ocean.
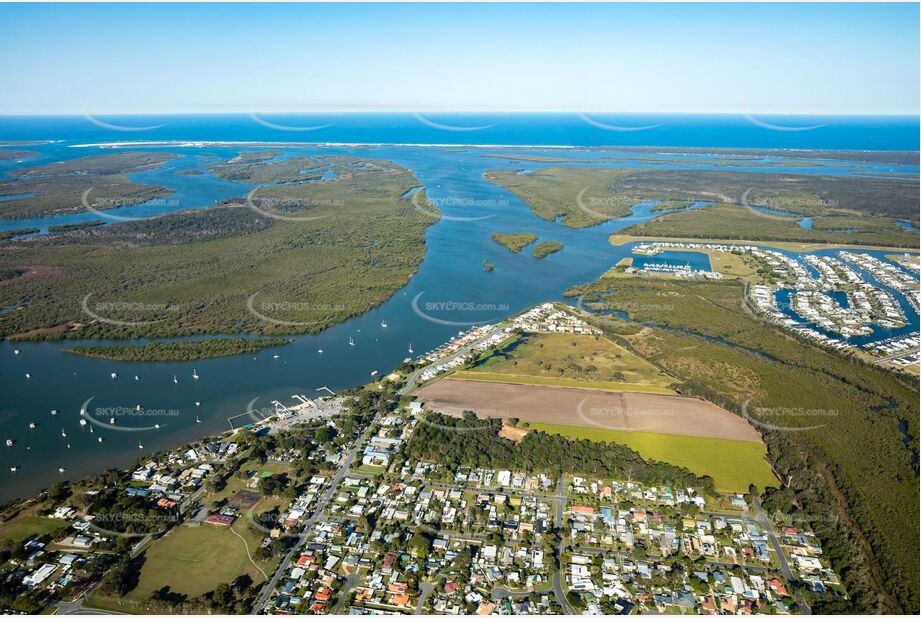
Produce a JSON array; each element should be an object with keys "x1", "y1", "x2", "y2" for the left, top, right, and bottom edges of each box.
[{"x1": 0, "y1": 113, "x2": 918, "y2": 150}]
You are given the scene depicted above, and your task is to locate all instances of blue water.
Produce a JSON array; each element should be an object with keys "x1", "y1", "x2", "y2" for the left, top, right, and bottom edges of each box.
[
  {"x1": 0, "y1": 115, "x2": 918, "y2": 502},
  {"x1": 896, "y1": 220, "x2": 919, "y2": 232},
  {"x1": 0, "y1": 152, "x2": 248, "y2": 233},
  {"x1": 773, "y1": 248, "x2": 920, "y2": 347},
  {"x1": 0, "y1": 192, "x2": 33, "y2": 203},
  {"x1": 632, "y1": 250, "x2": 712, "y2": 272},
  {"x1": 827, "y1": 290, "x2": 850, "y2": 308},
  {"x1": 0, "y1": 113, "x2": 918, "y2": 150}
]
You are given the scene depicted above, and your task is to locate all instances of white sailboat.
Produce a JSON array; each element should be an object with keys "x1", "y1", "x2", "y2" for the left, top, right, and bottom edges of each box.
[
  {"x1": 173, "y1": 375, "x2": 178, "y2": 384},
  {"x1": 408, "y1": 343, "x2": 414, "y2": 354},
  {"x1": 192, "y1": 369, "x2": 199, "y2": 379},
  {"x1": 111, "y1": 372, "x2": 118, "y2": 379},
  {"x1": 348, "y1": 336, "x2": 355, "y2": 346}
]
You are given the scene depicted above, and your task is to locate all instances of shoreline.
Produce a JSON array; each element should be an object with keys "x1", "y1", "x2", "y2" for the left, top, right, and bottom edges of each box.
[
  {"x1": 609, "y1": 234, "x2": 921, "y2": 254},
  {"x1": 66, "y1": 140, "x2": 921, "y2": 157}
]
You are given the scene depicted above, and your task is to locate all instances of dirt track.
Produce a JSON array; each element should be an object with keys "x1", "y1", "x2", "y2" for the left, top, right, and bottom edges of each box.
[{"x1": 415, "y1": 378, "x2": 762, "y2": 442}]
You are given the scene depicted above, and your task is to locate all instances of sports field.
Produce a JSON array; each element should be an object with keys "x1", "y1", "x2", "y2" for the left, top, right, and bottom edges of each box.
[
  {"x1": 0, "y1": 515, "x2": 68, "y2": 543},
  {"x1": 529, "y1": 423, "x2": 777, "y2": 493},
  {"x1": 123, "y1": 507, "x2": 278, "y2": 602}
]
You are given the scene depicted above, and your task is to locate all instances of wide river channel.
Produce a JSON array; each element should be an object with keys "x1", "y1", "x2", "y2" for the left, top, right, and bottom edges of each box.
[{"x1": 0, "y1": 138, "x2": 918, "y2": 502}]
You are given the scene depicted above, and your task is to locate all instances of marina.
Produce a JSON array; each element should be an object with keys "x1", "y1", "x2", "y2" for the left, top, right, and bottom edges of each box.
[{"x1": 632, "y1": 241, "x2": 919, "y2": 357}]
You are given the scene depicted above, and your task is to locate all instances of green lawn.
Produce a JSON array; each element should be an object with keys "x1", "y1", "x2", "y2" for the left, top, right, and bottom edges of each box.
[
  {"x1": 124, "y1": 514, "x2": 275, "y2": 602},
  {"x1": 466, "y1": 331, "x2": 676, "y2": 392},
  {"x1": 450, "y1": 370, "x2": 675, "y2": 394},
  {"x1": 0, "y1": 515, "x2": 69, "y2": 543},
  {"x1": 529, "y1": 423, "x2": 778, "y2": 494}
]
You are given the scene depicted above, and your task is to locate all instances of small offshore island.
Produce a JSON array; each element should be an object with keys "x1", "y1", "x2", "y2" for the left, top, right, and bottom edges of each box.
[
  {"x1": 491, "y1": 231, "x2": 538, "y2": 253},
  {"x1": 65, "y1": 337, "x2": 291, "y2": 362}
]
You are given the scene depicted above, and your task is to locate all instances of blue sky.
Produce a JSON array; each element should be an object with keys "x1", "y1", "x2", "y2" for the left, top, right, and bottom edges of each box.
[{"x1": 0, "y1": 2, "x2": 918, "y2": 115}]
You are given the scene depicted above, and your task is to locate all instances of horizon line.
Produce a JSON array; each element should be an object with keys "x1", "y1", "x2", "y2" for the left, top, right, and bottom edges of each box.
[{"x1": 0, "y1": 110, "x2": 917, "y2": 118}]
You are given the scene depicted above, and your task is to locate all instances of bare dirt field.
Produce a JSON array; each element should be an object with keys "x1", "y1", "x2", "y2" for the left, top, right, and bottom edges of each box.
[
  {"x1": 415, "y1": 378, "x2": 762, "y2": 442},
  {"x1": 498, "y1": 423, "x2": 529, "y2": 443}
]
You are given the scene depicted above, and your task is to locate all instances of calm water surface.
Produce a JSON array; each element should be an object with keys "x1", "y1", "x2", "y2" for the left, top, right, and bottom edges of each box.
[{"x1": 0, "y1": 115, "x2": 918, "y2": 502}]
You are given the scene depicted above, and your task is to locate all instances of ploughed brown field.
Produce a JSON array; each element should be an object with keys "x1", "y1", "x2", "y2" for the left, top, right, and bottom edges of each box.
[{"x1": 415, "y1": 378, "x2": 762, "y2": 443}]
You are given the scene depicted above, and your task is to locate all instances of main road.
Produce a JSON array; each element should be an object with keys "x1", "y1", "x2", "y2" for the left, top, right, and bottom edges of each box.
[
  {"x1": 251, "y1": 414, "x2": 380, "y2": 613},
  {"x1": 253, "y1": 326, "x2": 506, "y2": 613},
  {"x1": 551, "y1": 477, "x2": 576, "y2": 614},
  {"x1": 398, "y1": 329, "x2": 498, "y2": 396}
]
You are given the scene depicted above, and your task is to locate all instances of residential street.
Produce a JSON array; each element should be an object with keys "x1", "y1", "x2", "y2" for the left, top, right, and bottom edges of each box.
[{"x1": 252, "y1": 415, "x2": 380, "y2": 613}]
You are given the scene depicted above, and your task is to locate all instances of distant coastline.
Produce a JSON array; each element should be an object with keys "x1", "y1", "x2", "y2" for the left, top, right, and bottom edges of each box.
[{"x1": 68, "y1": 140, "x2": 920, "y2": 157}]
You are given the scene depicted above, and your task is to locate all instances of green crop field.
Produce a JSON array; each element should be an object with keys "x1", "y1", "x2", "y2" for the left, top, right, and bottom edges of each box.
[
  {"x1": 529, "y1": 423, "x2": 777, "y2": 493},
  {"x1": 451, "y1": 371, "x2": 675, "y2": 394}
]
